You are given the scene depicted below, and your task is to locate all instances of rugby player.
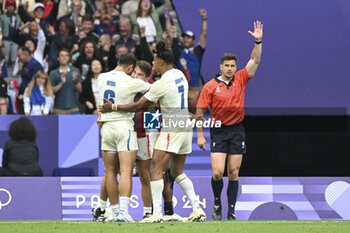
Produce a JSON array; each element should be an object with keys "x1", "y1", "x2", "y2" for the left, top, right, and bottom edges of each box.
[
  {"x1": 93, "y1": 53, "x2": 151, "y2": 222},
  {"x1": 100, "y1": 41, "x2": 206, "y2": 222}
]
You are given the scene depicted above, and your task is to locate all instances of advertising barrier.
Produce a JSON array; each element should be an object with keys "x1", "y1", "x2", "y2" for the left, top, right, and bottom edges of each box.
[{"x1": 1, "y1": 177, "x2": 350, "y2": 220}]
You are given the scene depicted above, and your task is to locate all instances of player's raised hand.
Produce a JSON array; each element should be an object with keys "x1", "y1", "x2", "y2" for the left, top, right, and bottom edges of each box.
[
  {"x1": 248, "y1": 20, "x2": 263, "y2": 41},
  {"x1": 197, "y1": 136, "x2": 207, "y2": 151}
]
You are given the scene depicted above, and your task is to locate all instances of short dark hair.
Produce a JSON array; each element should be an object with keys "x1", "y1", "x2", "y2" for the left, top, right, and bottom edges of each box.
[
  {"x1": 8, "y1": 117, "x2": 37, "y2": 141},
  {"x1": 221, "y1": 53, "x2": 238, "y2": 64},
  {"x1": 136, "y1": 60, "x2": 152, "y2": 77},
  {"x1": 58, "y1": 48, "x2": 70, "y2": 56},
  {"x1": 82, "y1": 14, "x2": 93, "y2": 23},
  {"x1": 25, "y1": 39, "x2": 37, "y2": 51},
  {"x1": 155, "y1": 40, "x2": 173, "y2": 65},
  {"x1": 21, "y1": 46, "x2": 32, "y2": 55},
  {"x1": 118, "y1": 53, "x2": 137, "y2": 68},
  {"x1": 61, "y1": 18, "x2": 76, "y2": 36}
]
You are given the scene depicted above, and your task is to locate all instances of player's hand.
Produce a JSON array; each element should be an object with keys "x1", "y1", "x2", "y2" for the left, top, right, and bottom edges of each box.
[
  {"x1": 197, "y1": 136, "x2": 207, "y2": 151},
  {"x1": 99, "y1": 98, "x2": 114, "y2": 113},
  {"x1": 248, "y1": 20, "x2": 263, "y2": 41}
]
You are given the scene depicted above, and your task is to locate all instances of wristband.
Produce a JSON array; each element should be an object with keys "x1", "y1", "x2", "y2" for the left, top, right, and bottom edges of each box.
[
  {"x1": 255, "y1": 40, "x2": 262, "y2": 44},
  {"x1": 112, "y1": 103, "x2": 118, "y2": 111},
  {"x1": 73, "y1": 80, "x2": 78, "y2": 85},
  {"x1": 202, "y1": 17, "x2": 207, "y2": 21}
]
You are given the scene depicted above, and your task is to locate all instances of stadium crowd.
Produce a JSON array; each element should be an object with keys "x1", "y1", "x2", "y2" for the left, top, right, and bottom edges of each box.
[{"x1": 0, "y1": 0, "x2": 208, "y2": 115}]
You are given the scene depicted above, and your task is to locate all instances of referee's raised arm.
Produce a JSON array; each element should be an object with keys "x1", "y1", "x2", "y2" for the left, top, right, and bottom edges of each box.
[{"x1": 246, "y1": 20, "x2": 263, "y2": 77}]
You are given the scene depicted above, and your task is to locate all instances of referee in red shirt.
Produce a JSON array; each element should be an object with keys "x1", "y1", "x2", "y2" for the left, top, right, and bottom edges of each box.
[{"x1": 196, "y1": 21, "x2": 263, "y2": 220}]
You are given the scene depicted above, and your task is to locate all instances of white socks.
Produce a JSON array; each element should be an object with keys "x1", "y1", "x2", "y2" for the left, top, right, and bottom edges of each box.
[
  {"x1": 143, "y1": 207, "x2": 152, "y2": 216},
  {"x1": 110, "y1": 204, "x2": 119, "y2": 216},
  {"x1": 120, "y1": 196, "x2": 130, "y2": 215},
  {"x1": 150, "y1": 179, "x2": 164, "y2": 214},
  {"x1": 175, "y1": 173, "x2": 200, "y2": 211},
  {"x1": 98, "y1": 198, "x2": 107, "y2": 211}
]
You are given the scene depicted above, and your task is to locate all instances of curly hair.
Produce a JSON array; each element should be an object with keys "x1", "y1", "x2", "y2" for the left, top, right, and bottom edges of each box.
[
  {"x1": 155, "y1": 40, "x2": 173, "y2": 65},
  {"x1": 8, "y1": 117, "x2": 37, "y2": 141}
]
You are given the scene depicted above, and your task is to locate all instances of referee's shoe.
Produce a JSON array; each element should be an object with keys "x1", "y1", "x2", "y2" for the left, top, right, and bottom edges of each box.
[{"x1": 212, "y1": 205, "x2": 222, "y2": 220}]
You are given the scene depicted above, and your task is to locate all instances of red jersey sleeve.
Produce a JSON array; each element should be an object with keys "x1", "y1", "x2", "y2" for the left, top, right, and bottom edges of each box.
[
  {"x1": 196, "y1": 82, "x2": 212, "y2": 109},
  {"x1": 238, "y1": 67, "x2": 253, "y2": 85}
]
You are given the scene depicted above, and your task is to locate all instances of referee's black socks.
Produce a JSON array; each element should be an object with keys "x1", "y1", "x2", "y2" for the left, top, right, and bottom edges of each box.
[
  {"x1": 211, "y1": 177, "x2": 224, "y2": 206},
  {"x1": 227, "y1": 180, "x2": 238, "y2": 214},
  {"x1": 164, "y1": 201, "x2": 174, "y2": 215}
]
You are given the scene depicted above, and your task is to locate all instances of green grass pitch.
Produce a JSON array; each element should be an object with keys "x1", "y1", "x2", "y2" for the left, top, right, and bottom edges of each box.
[{"x1": 0, "y1": 221, "x2": 350, "y2": 233}]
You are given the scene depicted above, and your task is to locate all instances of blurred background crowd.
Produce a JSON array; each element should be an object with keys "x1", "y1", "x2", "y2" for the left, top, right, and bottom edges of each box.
[{"x1": 0, "y1": 0, "x2": 208, "y2": 115}]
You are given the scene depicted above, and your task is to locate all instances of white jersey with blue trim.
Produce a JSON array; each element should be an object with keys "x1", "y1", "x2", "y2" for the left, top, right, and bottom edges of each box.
[
  {"x1": 98, "y1": 70, "x2": 151, "y2": 129},
  {"x1": 144, "y1": 68, "x2": 190, "y2": 132}
]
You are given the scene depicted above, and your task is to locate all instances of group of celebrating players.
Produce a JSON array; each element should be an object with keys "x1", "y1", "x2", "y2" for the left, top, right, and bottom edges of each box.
[{"x1": 92, "y1": 20, "x2": 263, "y2": 223}]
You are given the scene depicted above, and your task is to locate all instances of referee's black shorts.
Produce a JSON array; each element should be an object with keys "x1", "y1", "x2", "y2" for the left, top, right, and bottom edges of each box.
[{"x1": 210, "y1": 122, "x2": 246, "y2": 155}]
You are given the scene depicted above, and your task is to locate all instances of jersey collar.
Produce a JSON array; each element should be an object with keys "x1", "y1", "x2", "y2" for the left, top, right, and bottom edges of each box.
[{"x1": 214, "y1": 75, "x2": 234, "y2": 88}]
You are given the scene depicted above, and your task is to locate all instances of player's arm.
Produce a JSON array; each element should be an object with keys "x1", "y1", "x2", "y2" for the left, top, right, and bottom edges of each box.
[
  {"x1": 246, "y1": 20, "x2": 263, "y2": 77},
  {"x1": 195, "y1": 107, "x2": 207, "y2": 151},
  {"x1": 100, "y1": 96, "x2": 153, "y2": 113}
]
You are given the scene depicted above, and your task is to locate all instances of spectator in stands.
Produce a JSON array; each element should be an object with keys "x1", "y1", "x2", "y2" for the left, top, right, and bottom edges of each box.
[
  {"x1": 7, "y1": 79, "x2": 20, "y2": 114},
  {"x1": 0, "y1": 68, "x2": 7, "y2": 98},
  {"x1": 130, "y1": 0, "x2": 170, "y2": 43},
  {"x1": 57, "y1": 0, "x2": 85, "y2": 34},
  {"x1": 115, "y1": 18, "x2": 139, "y2": 53},
  {"x1": 0, "y1": 40, "x2": 9, "y2": 79},
  {"x1": 134, "y1": 25, "x2": 153, "y2": 64},
  {"x1": 11, "y1": 46, "x2": 22, "y2": 78},
  {"x1": 58, "y1": 0, "x2": 87, "y2": 19},
  {"x1": 48, "y1": 18, "x2": 79, "y2": 69},
  {"x1": 0, "y1": 97, "x2": 9, "y2": 115},
  {"x1": 107, "y1": 44, "x2": 128, "y2": 70},
  {"x1": 121, "y1": 0, "x2": 139, "y2": 18},
  {"x1": 74, "y1": 40, "x2": 100, "y2": 79},
  {"x1": 79, "y1": 14, "x2": 99, "y2": 46},
  {"x1": 165, "y1": 25, "x2": 182, "y2": 68},
  {"x1": 0, "y1": 117, "x2": 43, "y2": 176},
  {"x1": 18, "y1": 1, "x2": 59, "y2": 37},
  {"x1": 98, "y1": 34, "x2": 115, "y2": 70},
  {"x1": 179, "y1": 9, "x2": 207, "y2": 109},
  {"x1": 0, "y1": 0, "x2": 22, "y2": 70},
  {"x1": 94, "y1": 7, "x2": 119, "y2": 37},
  {"x1": 79, "y1": 59, "x2": 102, "y2": 114},
  {"x1": 50, "y1": 48, "x2": 82, "y2": 114},
  {"x1": 95, "y1": 0, "x2": 120, "y2": 20},
  {"x1": 18, "y1": 46, "x2": 43, "y2": 112},
  {"x1": 24, "y1": 71, "x2": 54, "y2": 115},
  {"x1": 16, "y1": 21, "x2": 46, "y2": 68}
]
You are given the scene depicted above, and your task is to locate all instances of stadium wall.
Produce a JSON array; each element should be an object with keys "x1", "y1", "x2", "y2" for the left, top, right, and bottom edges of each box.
[
  {"x1": 0, "y1": 115, "x2": 349, "y2": 177},
  {"x1": 173, "y1": 0, "x2": 350, "y2": 113},
  {"x1": 1, "y1": 177, "x2": 350, "y2": 220}
]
